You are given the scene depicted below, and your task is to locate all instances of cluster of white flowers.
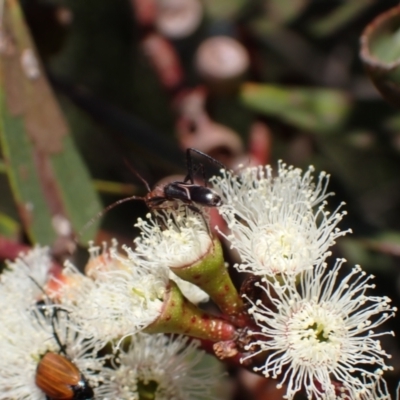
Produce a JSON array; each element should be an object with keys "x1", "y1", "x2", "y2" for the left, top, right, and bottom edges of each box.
[
  {"x1": 0, "y1": 239, "x2": 223, "y2": 399},
  {"x1": 211, "y1": 162, "x2": 397, "y2": 400},
  {"x1": 0, "y1": 249, "x2": 104, "y2": 399},
  {"x1": 0, "y1": 161, "x2": 397, "y2": 400},
  {"x1": 97, "y1": 333, "x2": 223, "y2": 400}
]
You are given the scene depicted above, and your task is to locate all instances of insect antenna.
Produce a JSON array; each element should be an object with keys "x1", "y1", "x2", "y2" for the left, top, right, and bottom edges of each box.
[
  {"x1": 77, "y1": 194, "x2": 146, "y2": 239},
  {"x1": 123, "y1": 158, "x2": 152, "y2": 192},
  {"x1": 77, "y1": 160, "x2": 154, "y2": 241}
]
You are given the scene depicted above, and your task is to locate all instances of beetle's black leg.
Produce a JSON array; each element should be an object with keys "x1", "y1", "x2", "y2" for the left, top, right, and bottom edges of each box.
[
  {"x1": 187, "y1": 204, "x2": 212, "y2": 237},
  {"x1": 187, "y1": 204, "x2": 202, "y2": 214}
]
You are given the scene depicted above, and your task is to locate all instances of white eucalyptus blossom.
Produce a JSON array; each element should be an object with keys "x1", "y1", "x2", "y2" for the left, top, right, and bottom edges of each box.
[
  {"x1": 86, "y1": 238, "x2": 208, "y2": 303},
  {"x1": 96, "y1": 333, "x2": 224, "y2": 400},
  {"x1": 85, "y1": 239, "x2": 125, "y2": 278},
  {"x1": 243, "y1": 259, "x2": 396, "y2": 400},
  {"x1": 358, "y1": 378, "x2": 392, "y2": 400},
  {"x1": 134, "y1": 210, "x2": 211, "y2": 303},
  {"x1": 57, "y1": 256, "x2": 168, "y2": 344},
  {"x1": 0, "y1": 303, "x2": 104, "y2": 400},
  {"x1": 135, "y1": 210, "x2": 212, "y2": 268},
  {"x1": 211, "y1": 163, "x2": 350, "y2": 276},
  {"x1": 0, "y1": 246, "x2": 52, "y2": 306}
]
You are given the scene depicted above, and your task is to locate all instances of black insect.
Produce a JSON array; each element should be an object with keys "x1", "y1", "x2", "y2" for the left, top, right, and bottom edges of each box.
[
  {"x1": 137, "y1": 148, "x2": 223, "y2": 213},
  {"x1": 34, "y1": 305, "x2": 94, "y2": 400},
  {"x1": 88, "y1": 148, "x2": 225, "y2": 225}
]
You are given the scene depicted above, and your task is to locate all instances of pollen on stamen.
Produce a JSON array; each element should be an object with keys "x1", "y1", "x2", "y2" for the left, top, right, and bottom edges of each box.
[
  {"x1": 96, "y1": 333, "x2": 224, "y2": 399},
  {"x1": 134, "y1": 207, "x2": 213, "y2": 269},
  {"x1": 210, "y1": 162, "x2": 350, "y2": 277},
  {"x1": 240, "y1": 259, "x2": 396, "y2": 400}
]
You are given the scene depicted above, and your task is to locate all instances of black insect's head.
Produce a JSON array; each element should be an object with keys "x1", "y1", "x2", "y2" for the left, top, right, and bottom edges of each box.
[{"x1": 205, "y1": 190, "x2": 222, "y2": 207}]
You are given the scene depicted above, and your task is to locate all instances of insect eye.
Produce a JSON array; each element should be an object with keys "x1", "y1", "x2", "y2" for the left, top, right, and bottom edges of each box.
[
  {"x1": 206, "y1": 192, "x2": 222, "y2": 206},
  {"x1": 213, "y1": 195, "x2": 222, "y2": 206}
]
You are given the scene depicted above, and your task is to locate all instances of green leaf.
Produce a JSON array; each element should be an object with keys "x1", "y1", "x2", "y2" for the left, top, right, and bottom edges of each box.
[
  {"x1": 203, "y1": 0, "x2": 245, "y2": 20},
  {"x1": 0, "y1": 97, "x2": 56, "y2": 244},
  {"x1": 309, "y1": 1, "x2": 372, "y2": 38},
  {"x1": 50, "y1": 135, "x2": 104, "y2": 245},
  {"x1": 364, "y1": 231, "x2": 400, "y2": 257},
  {"x1": 240, "y1": 83, "x2": 351, "y2": 134},
  {"x1": 93, "y1": 179, "x2": 138, "y2": 196},
  {"x1": 0, "y1": 212, "x2": 20, "y2": 240},
  {"x1": 338, "y1": 237, "x2": 393, "y2": 274},
  {"x1": 0, "y1": 0, "x2": 102, "y2": 246}
]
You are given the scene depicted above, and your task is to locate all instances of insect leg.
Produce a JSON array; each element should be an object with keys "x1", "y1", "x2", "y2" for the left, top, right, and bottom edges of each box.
[
  {"x1": 186, "y1": 204, "x2": 213, "y2": 237},
  {"x1": 51, "y1": 308, "x2": 70, "y2": 355}
]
